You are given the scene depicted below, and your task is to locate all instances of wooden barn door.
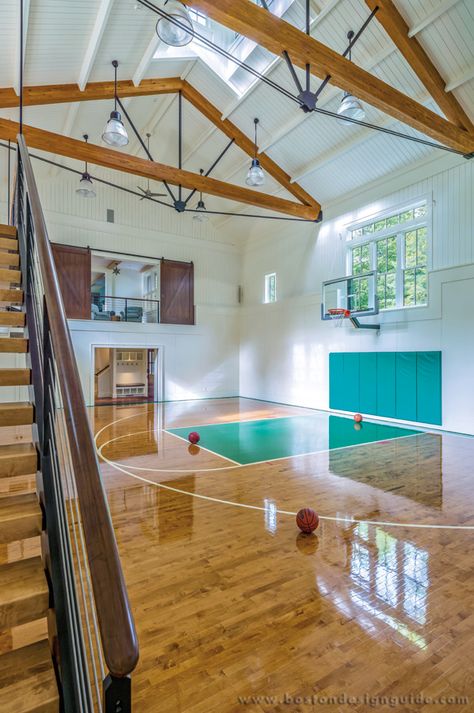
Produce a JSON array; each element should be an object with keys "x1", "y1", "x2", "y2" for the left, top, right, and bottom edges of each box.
[
  {"x1": 160, "y1": 259, "x2": 194, "y2": 325},
  {"x1": 51, "y1": 243, "x2": 91, "y2": 319}
]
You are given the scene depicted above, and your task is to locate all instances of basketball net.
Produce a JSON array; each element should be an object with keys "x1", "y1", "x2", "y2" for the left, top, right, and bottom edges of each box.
[{"x1": 327, "y1": 308, "x2": 350, "y2": 327}]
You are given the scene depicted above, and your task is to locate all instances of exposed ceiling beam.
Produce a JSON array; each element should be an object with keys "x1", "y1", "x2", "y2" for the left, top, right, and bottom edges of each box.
[
  {"x1": 291, "y1": 90, "x2": 432, "y2": 183},
  {"x1": 445, "y1": 66, "x2": 474, "y2": 93},
  {"x1": 0, "y1": 78, "x2": 185, "y2": 109},
  {"x1": 179, "y1": 0, "x2": 474, "y2": 153},
  {"x1": 132, "y1": 35, "x2": 162, "y2": 87},
  {"x1": 181, "y1": 82, "x2": 319, "y2": 209},
  {"x1": 0, "y1": 118, "x2": 319, "y2": 220},
  {"x1": 407, "y1": 0, "x2": 461, "y2": 37},
  {"x1": 14, "y1": 0, "x2": 31, "y2": 96},
  {"x1": 184, "y1": 0, "x2": 341, "y2": 164},
  {"x1": 106, "y1": 260, "x2": 121, "y2": 270},
  {"x1": 78, "y1": 0, "x2": 114, "y2": 91},
  {"x1": 364, "y1": 0, "x2": 473, "y2": 131}
]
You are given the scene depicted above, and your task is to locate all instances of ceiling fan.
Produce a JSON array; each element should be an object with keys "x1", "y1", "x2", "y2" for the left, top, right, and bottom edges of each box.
[{"x1": 137, "y1": 133, "x2": 166, "y2": 200}]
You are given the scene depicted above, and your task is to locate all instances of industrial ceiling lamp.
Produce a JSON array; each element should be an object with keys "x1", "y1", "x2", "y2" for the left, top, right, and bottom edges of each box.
[
  {"x1": 245, "y1": 118, "x2": 265, "y2": 187},
  {"x1": 337, "y1": 31, "x2": 365, "y2": 125},
  {"x1": 156, "y1": 0, "x2": 194, "y2": 47},
  {"x1": 102, "y1": 60, "x2": 129, "y2": 147},
  {"x1": 76, "y1": 135, "x2": 96, "y2": 198},
  {"x1": 193, "y1": 169, "x2": 209, "y2": 222}
]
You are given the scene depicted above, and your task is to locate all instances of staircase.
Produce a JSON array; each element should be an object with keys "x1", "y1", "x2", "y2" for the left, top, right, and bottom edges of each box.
[{"x1": 0, "y1": 223, "x2": 59, "y2": 713}]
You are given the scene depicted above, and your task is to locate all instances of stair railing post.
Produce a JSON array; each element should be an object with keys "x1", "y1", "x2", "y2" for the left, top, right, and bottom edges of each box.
[{"x1": 103, "y1": 673, "x2": 132, "y2": 713}]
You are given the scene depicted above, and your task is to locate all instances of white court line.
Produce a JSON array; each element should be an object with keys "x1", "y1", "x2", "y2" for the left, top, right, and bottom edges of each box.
[
  {"x1": 99, "y1": 449, "x2": 474, "y2": 532},
  {"x1": 164, "y1": 429, "x2": 241, "y2": 465},
  {"x1": 98, "y1": 427, "x2": 425, "y2": 472}
]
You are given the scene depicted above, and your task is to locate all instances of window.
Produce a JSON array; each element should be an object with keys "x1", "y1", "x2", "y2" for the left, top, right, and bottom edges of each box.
[
  {"x1": 264, "y1": 272, "x2": 277, "y2": 303},
  {"x1": 189, "y1": 9, "x2": 207, "y2": 26},
  {"x1": 347, "y1": 201, "x2": 429, "y2": 311}
]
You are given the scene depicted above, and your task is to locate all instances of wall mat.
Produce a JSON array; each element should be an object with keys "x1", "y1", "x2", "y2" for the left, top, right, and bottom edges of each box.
[{"x1": 329, "y1": 351, "x2": 442, "y2": 425}]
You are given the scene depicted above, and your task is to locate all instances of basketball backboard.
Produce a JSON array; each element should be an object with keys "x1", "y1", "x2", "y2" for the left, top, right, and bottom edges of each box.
[{"x1": 321, "y1": 271, "x2": 379, "y2": 320}]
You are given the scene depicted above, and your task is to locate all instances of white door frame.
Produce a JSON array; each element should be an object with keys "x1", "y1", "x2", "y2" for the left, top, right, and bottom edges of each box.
[{"x1": 91, "y1": 343, "x2": 164, "y2": 405}]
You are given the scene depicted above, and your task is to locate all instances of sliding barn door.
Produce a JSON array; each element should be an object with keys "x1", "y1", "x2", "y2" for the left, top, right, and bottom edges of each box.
[
  {"x1": 160, "y1": 259, "x2": 194, "y2": 325},
  {"x1": 51, "y1": 243, "x2": 91, "y2": 319}
]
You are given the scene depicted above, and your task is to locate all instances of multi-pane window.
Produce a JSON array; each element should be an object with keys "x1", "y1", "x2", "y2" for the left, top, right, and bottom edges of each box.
[
  {"x1": 264, "y1": 272, "x2": 277, "y2": 303},
  {"x1": 403, "y1": 227, "x2": 428, "y2": 306},
  {"x1": 377, "y1": 236, "x2": 397, "y2": 309},
  {"x1": 347, "y1": 201, "x2": 429, "y2": 311}
]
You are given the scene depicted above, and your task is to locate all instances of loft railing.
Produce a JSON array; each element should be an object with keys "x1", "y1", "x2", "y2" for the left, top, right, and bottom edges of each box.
[
  {"x1": 15, "y1": 135, "x2": 139, "y2": 713},
  {"x1": 91, "y1": 293, "x2": 160, "y2": 323}
]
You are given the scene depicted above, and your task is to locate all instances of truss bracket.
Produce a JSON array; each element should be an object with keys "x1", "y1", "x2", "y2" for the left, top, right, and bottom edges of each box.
[
  {"x1": 349, "y1": 316, "x2": 380, "y2": 330},
  {"x1": 297, "y1": 89, "x2": 317, "y2": 113},
  {"x1": 174, "y1": 199, "x2": 187, "y2": 213}
]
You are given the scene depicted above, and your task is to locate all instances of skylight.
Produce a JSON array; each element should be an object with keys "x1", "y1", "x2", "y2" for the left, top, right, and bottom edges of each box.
[{"x1": 153, "y1": 0, "x2": 298, "y2": 97}]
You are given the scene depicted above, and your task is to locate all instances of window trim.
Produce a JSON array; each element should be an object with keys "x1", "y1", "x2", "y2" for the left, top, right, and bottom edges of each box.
[
  {"x1": 264, "y1": 272, "x2": 277, "y2": 304},
  {"x1": 346, "y1": 198, "x2": 431, "y2": 313}
]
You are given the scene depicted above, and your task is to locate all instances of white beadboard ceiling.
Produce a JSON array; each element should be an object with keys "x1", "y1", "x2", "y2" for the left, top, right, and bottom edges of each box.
[{"x1": 0, "y1": 0, "x2": 473, "y2": 230}]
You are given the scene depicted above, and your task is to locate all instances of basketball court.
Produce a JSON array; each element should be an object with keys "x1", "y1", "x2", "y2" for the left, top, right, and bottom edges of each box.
[
  {"x1": 93, "y1": 397, "x2": 474, "y2": 712},
  {"x1": 0, "y1": 0, "x2": 472, "y2": 711}
]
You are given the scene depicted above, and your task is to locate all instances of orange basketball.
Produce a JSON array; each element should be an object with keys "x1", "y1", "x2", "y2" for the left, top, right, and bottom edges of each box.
[
  {"x1": 296, "y1": 508, "x2": 319, "y2": 534},
  {"x1": 354, "y1": 413, "x2": 363, "y2": 423}
]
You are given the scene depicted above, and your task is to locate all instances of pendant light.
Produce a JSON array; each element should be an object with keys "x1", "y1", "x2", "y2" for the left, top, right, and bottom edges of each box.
[
  {"x1": 102, "y1": 60, "x2": 129, "y2": 147},
  {"x1": 156, "y1": 0, "x2": 194, "y2": 47},
  {"x1": 193, "y1": 169, "x2": 209, "y2": 222},
  {"x1": 76, "y1": 135, "x2": 96, "y2": 198},
  {"x1": 337, "y1": 31, "x2": 365, "y2": 124},
  {"x1": 245, "y1": 118, "x2": 265, "y2": 187}
]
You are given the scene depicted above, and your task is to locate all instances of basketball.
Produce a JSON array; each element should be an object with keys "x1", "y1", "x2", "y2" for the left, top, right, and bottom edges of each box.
[
  {"x1": 188, "y1": 444, "x2": 200, "y2": 456},
  {"x1": 188, "y1": 431, "x2": 200, "y2": 444},
  {"x1": 354, "y1": 413, "x2": 363, "y2": 423},
  {"x1": 296, "y1": 508, "x2": 319, "y2": 533}
]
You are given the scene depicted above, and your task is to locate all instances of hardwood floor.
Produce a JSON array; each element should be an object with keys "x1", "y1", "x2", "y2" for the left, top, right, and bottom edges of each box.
[{"x1": 93, "y1": 398, "x2": 474, "y2": 712}]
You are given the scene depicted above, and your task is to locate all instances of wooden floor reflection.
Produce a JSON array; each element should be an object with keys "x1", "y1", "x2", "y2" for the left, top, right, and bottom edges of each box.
[{"x1": 93, "y1": 399, "x2": 474, "y2": 713}]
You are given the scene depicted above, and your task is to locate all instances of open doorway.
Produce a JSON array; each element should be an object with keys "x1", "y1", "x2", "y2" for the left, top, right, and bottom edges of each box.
[{"x1": 94, "y1": 347, "x2": 159, "y2": 405}]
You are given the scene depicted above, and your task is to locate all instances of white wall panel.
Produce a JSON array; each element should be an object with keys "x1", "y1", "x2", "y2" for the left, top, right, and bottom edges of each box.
[{"x1": 240, "y1": 157, "x2": 474, "y2": 433}]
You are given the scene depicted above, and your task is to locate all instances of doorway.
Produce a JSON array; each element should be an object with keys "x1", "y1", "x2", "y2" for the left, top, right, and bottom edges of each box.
[{"x1": 94, "y1": 347, "x2": 159, "y2": 405}]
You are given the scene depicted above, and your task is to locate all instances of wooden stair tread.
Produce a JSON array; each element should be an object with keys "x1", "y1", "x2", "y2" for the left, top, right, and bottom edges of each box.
[
  {"x1": 0, "y1": 311, "x2": 25, "y2": 327},
  {"x1": 0, "y1": 289, "x2": 23, "y2": 303},
  {"x1": 0, "y1": 493, "x2": 41, "y2": 544},
  {"x1": 0, "y1": 237, "x2": 18, "y2": 251},
  {"x1": 0, "y1": 368, "x2": 30, "y2": 386},
  {"x1": 0, "y1": 556, "x2": 48, "y2": 629},
  {"x1": 0, "y1": 403, "x2": 34, "y2": 427},
  {"x1": 0, "y1": 337, "x2": 28, "y2": 353},
  {"x1": 0, "y1": 225, "x2": 16, "y2": 238},
  {"x1": 0, "y1": 267, "x2": 21, "y2": 283},
  {"x1": 0, "y1": 639, "x2": 59, "y2": 713},
  {"x1": 0, "y1": 252, "x2": 19, "y2": 267},
  {"x1": 0, "y1": 442, "x2": 37, "y2": 477}
]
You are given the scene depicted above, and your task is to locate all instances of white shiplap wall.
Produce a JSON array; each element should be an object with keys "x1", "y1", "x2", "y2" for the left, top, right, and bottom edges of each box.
[
  {"x1": 0, "y1": 165, "x2": 242, "y2": 405},
  {"x1": 239, "y1": 154, "x2": 474, "y2": 433}
]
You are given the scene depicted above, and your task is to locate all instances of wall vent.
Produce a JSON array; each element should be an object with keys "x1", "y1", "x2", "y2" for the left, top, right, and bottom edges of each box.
[{"x1": 106, "y1": 209, "x2": 115, "y2": 223}]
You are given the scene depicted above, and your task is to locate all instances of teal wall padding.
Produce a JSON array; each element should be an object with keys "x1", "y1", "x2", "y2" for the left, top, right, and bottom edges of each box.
[
  {"x1": 329, "y1": 351, "x2": 442, "y2": 425},
  {"x1": 329, "y1": 353, "x2": 344, "y2": 411},
  {"x1": 417, "y1": 352, "x2": 442, "y2": 425},
  {"x1": 396, "y1": 352, "x2": 417, "y2": 421},
  {"x1": 344, "y1": 353, "x2": 360, "y2": 413},
  {"x1": 376, "y1": 352, "x2": 396, "y2": 418},
  {"x1": 359, "y1": 352, "x2": 377, "y2": 414}
]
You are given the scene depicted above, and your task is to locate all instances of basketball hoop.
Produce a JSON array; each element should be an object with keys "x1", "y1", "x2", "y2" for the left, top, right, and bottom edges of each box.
[{"x1": 327, "y1": 308, "x2": 350, "y2": 326}]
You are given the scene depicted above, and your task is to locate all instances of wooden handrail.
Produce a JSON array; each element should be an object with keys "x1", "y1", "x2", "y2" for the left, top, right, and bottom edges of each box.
[{"x1": 17, "y1": 135, "x2": 139, "y2": 678}]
